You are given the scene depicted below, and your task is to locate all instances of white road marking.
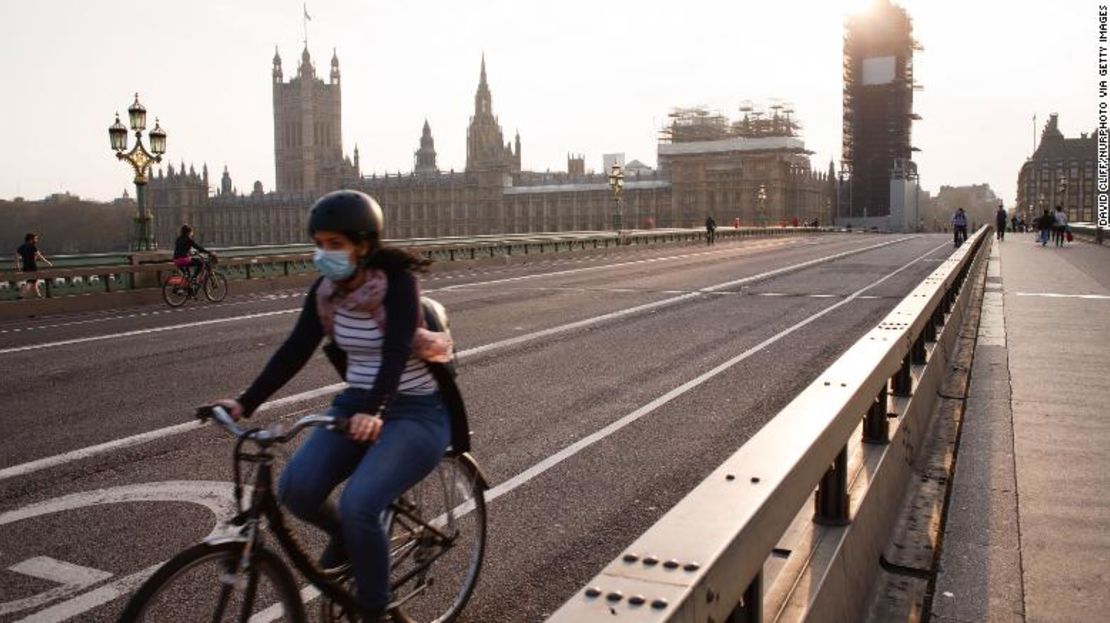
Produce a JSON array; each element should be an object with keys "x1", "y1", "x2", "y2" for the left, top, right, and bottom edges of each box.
[
  {"x1": 1014, "y1": 292, "x2": 1110, "y2": 300},
  {"x1": 8, "y1": 558, "x2": 112, "y2": 586},
  {"x1": 0, "y1": 236, "x2": 913, "y2": 482},
  {"x1": 436, "y1": 238, "x2": 803, "y2": 292},
  {"x1": 482, "y1": 240, "x2": 948, "y2": 505},
  {"x1": 0, "y1": 481, "x2": 239, "y2": 622},
  {"x1": 0, "y1": 238, "x2": 809, "y2": 349},
  {"x1": 0, "y1": 309, "x2": 299, "y2": 355}
]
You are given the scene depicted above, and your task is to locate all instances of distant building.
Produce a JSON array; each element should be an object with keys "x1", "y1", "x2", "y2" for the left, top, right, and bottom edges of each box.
[
  {"x1": 271, "y1": 46, "x2": 358, "y2": 193},
  {"x1": 146, "y1": 53, "x2": 833, "y2": 245},
  {"x1": 929, "y1": 184, "x2": 1001, "y2": 231},
  {"x1": 1016, "y1": 114, "x2": 1097, "y2": 224},
  {"x1": 840, "y1": 0, "x2": 921, "y2": 229}
]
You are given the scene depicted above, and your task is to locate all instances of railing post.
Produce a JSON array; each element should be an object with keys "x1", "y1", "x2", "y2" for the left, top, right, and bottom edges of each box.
[
  {"x1": 891, "y1": 355, "x2": 912, "y2": 396},
  {"x1": 863, "y1": 385, "x2": 889, "y2": 444},
  {"x1": 727, "y1": 570, "x2": 763, "y2": 623},
  {"x1": 924, "y1": 308, "x2": 938, "y2": 342},
  {"x1": 814, "y1": 446, "x2": 850, "y2": 525},
  {"x1": 911, "y1": 333, "x2": 927, "y2": 365}
]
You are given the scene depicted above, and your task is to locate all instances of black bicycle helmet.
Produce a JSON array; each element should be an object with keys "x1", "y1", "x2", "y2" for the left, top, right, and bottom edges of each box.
[{"x1": 307, "y1": 190, "x2": 383, "y2": 240}]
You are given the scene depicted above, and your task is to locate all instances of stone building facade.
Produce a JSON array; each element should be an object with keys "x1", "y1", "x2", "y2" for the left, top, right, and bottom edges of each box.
[
  {"x1": 1016, "y1": 114, "x2": 1097, "y2": 224},
  {"x1": 147, "y1": 52, "x2": 833, "y2": 247}
]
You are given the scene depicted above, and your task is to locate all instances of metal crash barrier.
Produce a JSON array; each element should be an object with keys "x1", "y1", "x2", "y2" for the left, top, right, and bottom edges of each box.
[{"x1": 548, "y1": 226, "x2": 991, "y2": 623}]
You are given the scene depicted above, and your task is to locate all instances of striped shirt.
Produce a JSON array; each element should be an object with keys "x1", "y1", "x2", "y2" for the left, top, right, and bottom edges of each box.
[{"x1": 333, "y1": 307, "x2": 436, "y2": 395}]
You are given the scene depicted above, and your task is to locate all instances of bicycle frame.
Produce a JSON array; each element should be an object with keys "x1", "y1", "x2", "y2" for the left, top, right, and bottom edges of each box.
[{"x1": 205, "y1": 418, "x2": 473, "y2": 618}]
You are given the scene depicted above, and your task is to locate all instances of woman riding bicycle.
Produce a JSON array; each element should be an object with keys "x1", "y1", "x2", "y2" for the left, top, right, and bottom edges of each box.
[
  {"x1": 173, "y1": 224, "x2": 214, "y2": 280},
  {"x1": 214, "y1": 190, "x2": 453, "y2": 622}
]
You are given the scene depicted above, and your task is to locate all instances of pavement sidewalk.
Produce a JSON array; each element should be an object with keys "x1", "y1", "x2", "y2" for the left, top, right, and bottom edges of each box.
[{"x1": 931, "y1": 233, "x2": 1110, "y2": 622}]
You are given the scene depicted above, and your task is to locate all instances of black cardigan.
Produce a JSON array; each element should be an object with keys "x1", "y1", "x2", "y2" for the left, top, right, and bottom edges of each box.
[{"x1": 236, "y1": 272, "x2": 472, "y2": 454}]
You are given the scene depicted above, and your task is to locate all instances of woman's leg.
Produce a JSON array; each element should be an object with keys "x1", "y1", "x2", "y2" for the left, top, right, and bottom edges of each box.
[
  {"x1": 277, "y1": 420, "x2": 366, "y2": 536},
  {"x1": 339, "y1": 394, "x2": 450, "y2": 617}
]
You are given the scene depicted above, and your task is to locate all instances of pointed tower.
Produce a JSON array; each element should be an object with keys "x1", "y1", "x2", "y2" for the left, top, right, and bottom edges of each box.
[
  {"x1": 220, "y1": 165, "x2": 233, "y2": 196},
  {"x1": 353, "y1": 144, "x2": 360, "y2": 176},
  {"x1": 272, "y1": 46, "x2": 283, "y2": 84},
  {"x1": 466, "y1": 54, "x2": 511, "y2": 172},
  {"x1": 273, "y1": 44, "x2": 345, "y2": 192},
  {"x1": 415, "y1": 119, "x2": 438, "y2": 176}
]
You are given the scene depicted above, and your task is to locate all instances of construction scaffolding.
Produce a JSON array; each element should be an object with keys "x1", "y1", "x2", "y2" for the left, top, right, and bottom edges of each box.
[
  {"x1": 659, "y1": 100, "x2": 802, "y2": 144},
  {"x1": 841, "y1": 0, "x2": 920, "y2": 218}
]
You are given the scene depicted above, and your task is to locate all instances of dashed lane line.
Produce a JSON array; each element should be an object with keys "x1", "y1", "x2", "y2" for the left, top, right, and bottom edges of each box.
[
  {"x1": 0, "y1": 237, "x2": 820, "y2": 353},
  {"x1": 0, "y1": 236, "x2": 914, "y2": 482}
]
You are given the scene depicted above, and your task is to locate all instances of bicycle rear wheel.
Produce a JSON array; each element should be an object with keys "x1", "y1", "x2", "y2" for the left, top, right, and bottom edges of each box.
[
  {"x1": 386, "y1": 455, "x2": 486, "y2": 623},
  {"x1": 205, "y1": 271, "x2": 229, "y2": 302},
  {"x1": 118, "y1": 541, "x2": 306, "y2": 623},
  {"x1": 162, "y1": 276, "x2": 189, "y2": 307}
]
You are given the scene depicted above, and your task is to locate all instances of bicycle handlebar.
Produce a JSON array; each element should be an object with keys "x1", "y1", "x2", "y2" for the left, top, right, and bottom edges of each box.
[{"x1": 196, "y1": 405, "x2": 347, "y2": 445}]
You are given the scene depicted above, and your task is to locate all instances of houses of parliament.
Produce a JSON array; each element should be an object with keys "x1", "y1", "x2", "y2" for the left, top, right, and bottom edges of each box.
[{"x1": 149, "y1": 46, "x2": 835, "y2": 247}]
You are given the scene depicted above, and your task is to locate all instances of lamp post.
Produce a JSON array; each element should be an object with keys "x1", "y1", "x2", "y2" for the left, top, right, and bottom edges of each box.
[
  {"x1": 109, "y1": 93, "x2": 166, "y2": 251},
  {"x1": 608, "y1": 163, "x2": 624, "y2": 232},
  {"x1": 757, "y1": 183, "x2": 768, "y2": 227}
]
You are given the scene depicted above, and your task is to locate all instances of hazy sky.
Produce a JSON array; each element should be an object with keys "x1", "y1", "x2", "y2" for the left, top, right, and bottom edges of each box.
[{"x1": 0, "y1": 0, "x2": 1093, "y2": 207}]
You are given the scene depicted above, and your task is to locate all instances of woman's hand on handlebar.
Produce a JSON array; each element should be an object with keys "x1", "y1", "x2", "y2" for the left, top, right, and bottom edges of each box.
[
  {"x1": 213, "y1": 398, "x2": 244, "y2": 421},
  {"x1": 348, "y1": 413, "x2": 383, "y2": 443}
]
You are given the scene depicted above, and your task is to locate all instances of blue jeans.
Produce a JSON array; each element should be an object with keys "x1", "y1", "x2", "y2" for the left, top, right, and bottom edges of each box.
[{"x1": 278, "y1": 389, "x2": 450, "y2": 615}]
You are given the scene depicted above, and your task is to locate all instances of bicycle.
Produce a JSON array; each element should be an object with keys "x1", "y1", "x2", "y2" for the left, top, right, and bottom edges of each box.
[
  {"x1": 163, "y1": 254, "x2": 228, "y2": 307},
  {"x1": 118, "y1": 406, "x2": 488, "y2": 623}
]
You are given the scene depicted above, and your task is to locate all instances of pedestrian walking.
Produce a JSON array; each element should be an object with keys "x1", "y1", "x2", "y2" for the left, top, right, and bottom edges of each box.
[
  {"x1": 14, "y1": 232, "x2": 53, "y2": 299},
  {"x1": 1010, "y1": 215, "x2": 1018, "y2": 233},
  {"x1": 1037, "y1": 209, "x2": 1052, "y2": 246},
  {"x1": 705, "y1": 215, "x2": 717, "y2": 245},
  {"x1": 951, "y1": 208, "x2": 968, "y2": 247},
  {"x1": 995, "y1": 204, "x2": 1007, "y2": 241},
  {"x1": 1053, "y1": 206, "x2": 1068, "y2": 247}
]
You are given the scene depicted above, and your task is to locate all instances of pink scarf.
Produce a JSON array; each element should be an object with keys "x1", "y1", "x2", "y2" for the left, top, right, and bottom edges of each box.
[{"x1": 316, "y1": 270, "x2": 454, "y2": 363}]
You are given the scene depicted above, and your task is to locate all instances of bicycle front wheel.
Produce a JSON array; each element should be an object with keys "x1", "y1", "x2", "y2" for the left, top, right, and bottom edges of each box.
[
  {"x1": 162, "y1": 276, "x2": 189, "y2": 307},
  {"x1": 205, "y1": 272, "x2": 229, "y2": 302},
  {"x1": 118, "y1": 541, "x2": 306, "y2": 623},
  {"x1": 387, "y1": 455, "x2": 487, "y2": 623}
]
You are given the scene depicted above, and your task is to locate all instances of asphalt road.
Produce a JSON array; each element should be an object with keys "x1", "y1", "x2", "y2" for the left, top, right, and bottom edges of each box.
[{"x1": 0, "y1": 232, "x2": 955, "y2": 622}]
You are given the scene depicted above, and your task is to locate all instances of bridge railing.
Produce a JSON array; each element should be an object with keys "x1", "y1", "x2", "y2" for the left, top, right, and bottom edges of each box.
[
  {"x1": 1070, "y1": 222, "x2": 1105, "y2": 244},
  {"x1": 0, "y1": 227, "x2": 832, "y2": 302},
  {"x1": 548, "y1": 226, "x2": 992, "y2": 623}
]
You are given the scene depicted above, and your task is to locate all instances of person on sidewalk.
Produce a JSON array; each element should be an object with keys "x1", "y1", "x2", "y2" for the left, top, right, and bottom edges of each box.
[
  {"x1": 705, "y1": 215, "x2": 717, "y2": 246},
  {"x1": 1037, "y1": 210, "x2": 1052, "y2": 246},
  {"x1": 995, "y1": 203, "x2": 1007, "y2": 241},
  {"x1": 951, "y1": 208, "x2": 968, "y2": 247},
  {"x1": 14, "y1": 232, "x2": 53, "y2": 299},
  {"x1": 1053, "y1": 206, "x2": 1069, "y2": 247}
]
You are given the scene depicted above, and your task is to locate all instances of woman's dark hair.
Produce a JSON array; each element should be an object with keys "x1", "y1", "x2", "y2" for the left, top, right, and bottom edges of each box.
[
  {"x1": 24, "y1": 232, "x2": 36, "y2": 242},
  {"x1": 359, "y1": 232, "x2": 431, "y2": 273},
  {"x1": 180, "y1": 224, "x2": 194, "y2": 237}
]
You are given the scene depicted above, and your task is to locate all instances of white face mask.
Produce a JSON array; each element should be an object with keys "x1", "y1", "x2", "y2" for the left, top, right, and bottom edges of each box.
[{"x1": 313, "y1": 248, "x2": 356, "y2": 281}]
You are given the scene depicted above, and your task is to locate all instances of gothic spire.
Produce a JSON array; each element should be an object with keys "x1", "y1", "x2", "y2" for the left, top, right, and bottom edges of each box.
[{"x1": 480, "y1": 52, "x2": 487, "y2": 88}]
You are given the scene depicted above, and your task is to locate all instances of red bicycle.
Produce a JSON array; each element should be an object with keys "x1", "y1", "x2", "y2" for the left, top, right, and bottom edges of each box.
[{"x1": 162, "y1": 254, "x2": 228, "y2": 307}]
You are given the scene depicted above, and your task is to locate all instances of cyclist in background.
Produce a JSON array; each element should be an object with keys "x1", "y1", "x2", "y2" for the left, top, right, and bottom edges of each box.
[
  {"x1": 213, "y1": 190, "x2": 453, "y2": 622},
  {"x1": 173, "y1": 224, "x2": 214, "y2": 280},
  {"x1": 951, "y1": 207, "x2": 968, "y2": 248}
]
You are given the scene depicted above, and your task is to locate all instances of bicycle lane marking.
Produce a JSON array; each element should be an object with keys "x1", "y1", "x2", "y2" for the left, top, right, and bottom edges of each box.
[
  {"x1": 0, "y1": 236, "x2": 912, "y2": 483},
  {"x1": 0, "y1": 236, "x2": 815, "y2": 354},
  {"x1": 0, "y1": 481, "x2": 240, "y2": 622}
]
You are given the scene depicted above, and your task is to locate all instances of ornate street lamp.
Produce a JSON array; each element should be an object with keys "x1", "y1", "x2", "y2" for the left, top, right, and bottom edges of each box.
[
  {"x1": 757, "y1": 183, "x2": 768, "y2": 227},
  {"x1": 109, "y1": 93, "x2": 165, "y2": 251},
  {"x1": 608, "y1": 163, "x2": 625, "y2": 232}
]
